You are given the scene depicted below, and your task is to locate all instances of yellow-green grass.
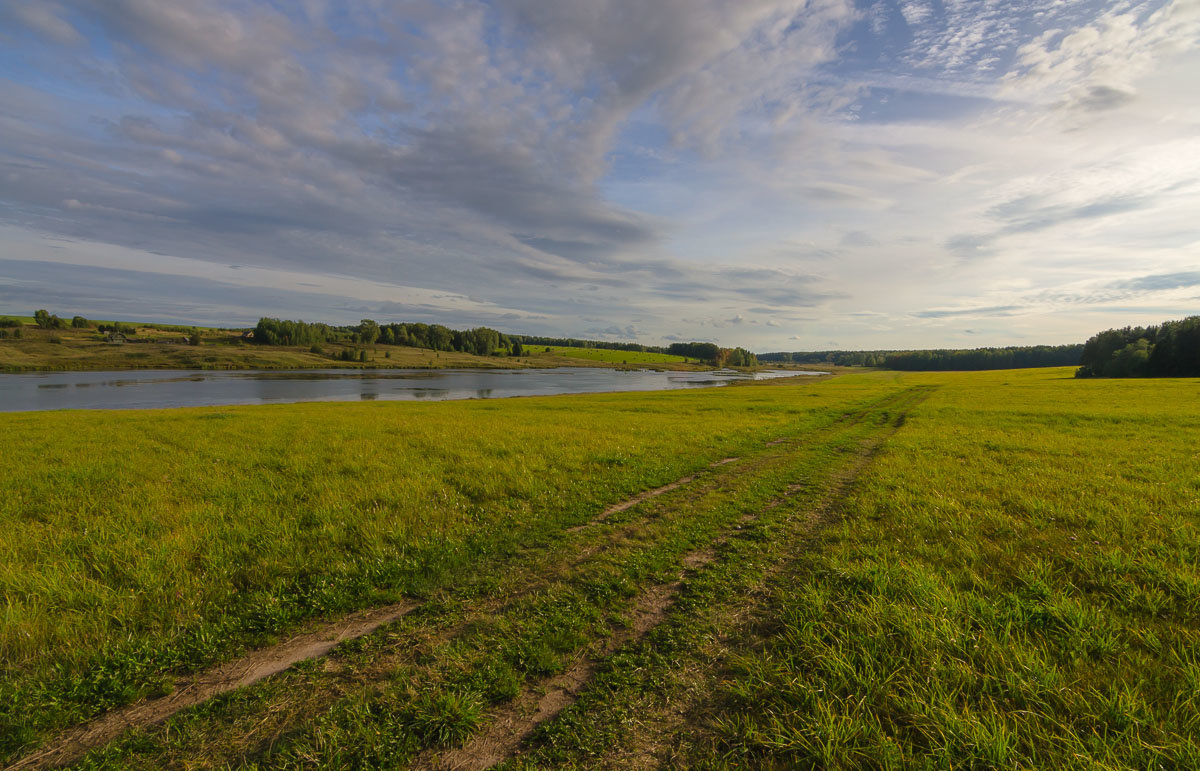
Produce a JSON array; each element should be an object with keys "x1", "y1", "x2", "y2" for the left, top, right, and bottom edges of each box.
[
  {"x1": 0, "y1": 376, "x2": 896, "y2": 757},
  {"x1": 0, "y1": 325, "x2": 531, "y2": 372},
  {"x1": 7, "y1": 367, "x2": 1200, "y2": 768},
  {"x1": 531, "y1": 344, "x2": 690, "y2": 365},
  {"x1": 682, "y1": 368, "x2": 1200, "y2": 767},
  {"x1": 425, "y1": 367, "x2": 1199, "y2": 769}
]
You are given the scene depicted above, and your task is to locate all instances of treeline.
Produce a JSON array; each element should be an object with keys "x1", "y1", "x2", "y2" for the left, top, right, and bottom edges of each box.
[
  {"x1": 252, "y1": 317, "x2": 756, "y2": 366},
  {"x1": 761, "y1": 350, "x2": 890, "y2": 367},
  {"x1": 253, "y1": 318, "x2": 522, "y2": 356},
  {"x1": 516, "y1": 335, "x2": 668, "y2": 354},
  {"x1": 761, "y1": 344, "x2": 1084, "y2": 371},
  {"x1": 884, "y1": 345, "x2": 1084, "y2": 371},
  {"x1": 667, "y1": 342, "x2": 757, "y2": 367},
  {"x1": 1076, "y1": 316, "x2": 1200, "y2": 378}
]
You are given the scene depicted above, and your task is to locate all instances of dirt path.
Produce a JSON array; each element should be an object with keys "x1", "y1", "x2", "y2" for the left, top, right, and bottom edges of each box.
[
  {"x1": 415, "y1": 392, "x2": 931, "y2": 771},
  {"x1": 5, "y1": 601, "x2": 417, "y2": 771},
  {"x1": 596, "y1": 388, "x2": 933, "y2": 769},
  {"x1": 417, "y1": 564, "x2": 713, "y2": 771},
  {"x1": 566, "y1": 456, "x2": 740, "y2": 533},
  {"x1": 6, "y1": 388, "x2": 926, "y2": 770}
]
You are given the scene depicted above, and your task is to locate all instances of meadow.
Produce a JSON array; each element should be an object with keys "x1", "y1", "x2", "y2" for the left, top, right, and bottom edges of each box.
[
  {"x1": 0, "y1": 325, "x2": 703, "y2": 373},
  {"x1": 529, "y1": 345, "x2": 691, "y2": 366},
  {"x1": 0, "y1": 324, "x2": 536, "y2": 372},
  {"x1": 2, "y1": 368, "x2": 1198, "y2": 768}
]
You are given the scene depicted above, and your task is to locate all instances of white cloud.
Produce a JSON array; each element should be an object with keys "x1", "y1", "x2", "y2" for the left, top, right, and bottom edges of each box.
[{"x1": 0, "y1": 0, "x2": 1198, "y2": 350}]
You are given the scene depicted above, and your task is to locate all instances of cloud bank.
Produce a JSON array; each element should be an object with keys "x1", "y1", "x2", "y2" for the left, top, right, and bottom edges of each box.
[{"x1": 0, "y1": 0, "x2": 1197, "y2": 348}]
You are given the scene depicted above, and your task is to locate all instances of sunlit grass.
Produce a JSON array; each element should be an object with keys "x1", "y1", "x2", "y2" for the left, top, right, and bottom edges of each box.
[
  {"x1": 704, "y1": 368, "x2": 1200, "y2": 767},
  {"x1": 0, "y1": 376, "x2": 894, "y2": 757},
  {"x1": 532, "y1": 345, "x2": 689, "y2": 365}
]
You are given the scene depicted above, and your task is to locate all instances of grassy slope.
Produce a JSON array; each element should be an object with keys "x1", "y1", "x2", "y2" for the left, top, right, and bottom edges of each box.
[
  {"x1": 532, "y1": 345, "x2": 690, "y2": 365},
  {"x1": 0, "y1": 375, "x2": 886, "y2": 758},
  {"x1": 5, "y1": 368, "x2": 1200, "y2": 768},
  {"x1": 0, "y1": 325, "x2": 534, "y2": 371},
  {"x1": 0, "y1": 326, "x2": 707, "y2": 372}
]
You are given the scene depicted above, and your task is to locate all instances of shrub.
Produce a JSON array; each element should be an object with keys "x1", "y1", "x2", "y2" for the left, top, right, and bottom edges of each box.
[
  {"x1": 309, "y1": 343, "x2": 324, "y2": 355},
  {"x1": 0, "y1": 317, "x2": 20, "y2": 328}
]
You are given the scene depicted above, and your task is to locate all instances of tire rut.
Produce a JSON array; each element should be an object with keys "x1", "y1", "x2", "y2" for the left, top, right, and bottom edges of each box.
[
  {"x1": 421, "y1": 388, "x2": 932, "y2": 770},
  {"x1": 591, "y1": 387, "x2": 933, "y2": 769},
  {"x1": 5, "y1": 601, "x2": 418, "y2": 771},
  {"x1": 6, "y1": 387, "x2": 928, "y2": 770}
]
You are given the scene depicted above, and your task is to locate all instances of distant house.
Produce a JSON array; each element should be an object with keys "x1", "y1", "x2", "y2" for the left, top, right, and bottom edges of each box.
[
  {"x1": 106, "y1": 332, "x2": 128, "y2": 344},
  {"x1": 241, "y1": 330, "x2": 255, "y2": 340}
]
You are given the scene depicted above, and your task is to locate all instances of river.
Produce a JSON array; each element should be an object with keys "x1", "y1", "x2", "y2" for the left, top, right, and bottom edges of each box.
[{"x1": 0, "y1": 367, "x2": 822, "y2": 412}]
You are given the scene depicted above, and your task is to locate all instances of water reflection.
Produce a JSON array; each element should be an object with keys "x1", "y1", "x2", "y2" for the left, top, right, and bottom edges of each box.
[{"x1": 0, "y1": 367, "x2": 824, "y2": 412}]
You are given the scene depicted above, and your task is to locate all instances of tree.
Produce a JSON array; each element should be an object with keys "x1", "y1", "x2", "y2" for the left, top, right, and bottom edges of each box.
[
  {"x1": 429, "y1": 324, "x2": 453, "y2": 351},
  {"x1": 71, "y1": 316, "x2": 89, "y2": 328},
  {"x1": 1105, "y1": 340, "x2": 1150, "y2": 377},
  {"x1": 187, "y1": 328, "x2": 202, "y2": 346},
  {"x1": 357, "y1": 319, "x2": 380, "y2": 346},
  {"x1": 512, "y1": 339, "x2": 523, "y2": 356},
  {"x1": 33, "y1": 309, "x2": 66, "y2": 329}
]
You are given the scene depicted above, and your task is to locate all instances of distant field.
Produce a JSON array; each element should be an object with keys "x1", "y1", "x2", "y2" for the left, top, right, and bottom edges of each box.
[
  {"x1": 0, "y1": 324, "x2": 532, "y2": 372},
  {"x1": 4, "y1": 368, "x2": 1199, "y2": 768},
  {"x1": 0, "y1": 322, "x2": 703, "y2": 372},
  {"x1": 533, "y1": 344, "x2": 689, "y2": 364}
]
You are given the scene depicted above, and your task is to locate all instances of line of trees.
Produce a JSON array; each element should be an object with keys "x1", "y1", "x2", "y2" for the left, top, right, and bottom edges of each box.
[
  {"x1": 252, "y1": 318, "x2": 755, "y2": 366},
  {"x1": 1076, "y1": 316, "x2": 1200, "y2": 378},
  {"x1": 883, "y1": 345, "x2": 1083, "y2": 371},
  {"x1": 666, "y1": 342, "x2": 757, "y2": 366},
  {"x1": 760, "y1": 350, "x2": 889, "y2": 367},
  {"x1": 253, "y1": 318, "x2": 520, "y2": 357},
  {"x1": 760, "y1": 344, "x2": 1084, "y2": 371},
  {"x1": 516, "y1": 335, "x2": 669, "y2": 354}
]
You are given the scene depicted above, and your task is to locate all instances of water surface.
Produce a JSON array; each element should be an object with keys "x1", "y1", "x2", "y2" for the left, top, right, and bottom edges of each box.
[{"x1": 0, "y1": 367, "x2": 821, "y2": 412}]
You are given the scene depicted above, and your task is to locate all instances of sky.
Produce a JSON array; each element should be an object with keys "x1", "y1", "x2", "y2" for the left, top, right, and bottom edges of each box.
[{"x1": 1, "y1": 0, "x2": 1197, "y2": 351}]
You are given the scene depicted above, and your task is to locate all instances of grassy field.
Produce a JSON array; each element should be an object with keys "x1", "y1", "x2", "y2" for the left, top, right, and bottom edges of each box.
[
  {"x1": 0, "y1": 324, "x2": 706, "y2": 372},
  {"x1": 3, "y1": 368, "x2": 1199, "y2": 768},
  {"x1": 0, "y1": 324, "x2": 539, "y2": 372},
  {"x1": 531, "y1": 345, "x2": 691, "y2": 366}
]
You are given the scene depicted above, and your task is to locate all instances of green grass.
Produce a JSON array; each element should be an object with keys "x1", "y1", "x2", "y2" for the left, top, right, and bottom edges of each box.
[
  {"x1": 0, "y1": 376, "x2": 894, "y2": 760},
  {"x1": 532, "y1": 345, "x2": 690, "y2": 365},
  {"x1": 692, "y1": 369, "x2": 1200, "y2": 768},
  {"x1": 0, "y1": 324, "x2": 535, "y2": 372},
  {"x1": 5, "y1": 367, "x2": 1200, "y2": 768},
  {"x1": 506, "y1": 367, "x2": 1200, "y2": 769}
]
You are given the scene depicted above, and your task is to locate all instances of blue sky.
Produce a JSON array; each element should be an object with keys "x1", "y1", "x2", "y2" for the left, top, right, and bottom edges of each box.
[{"x1": 1, "y1": 0, "x2": 1197, "y2": 350}]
